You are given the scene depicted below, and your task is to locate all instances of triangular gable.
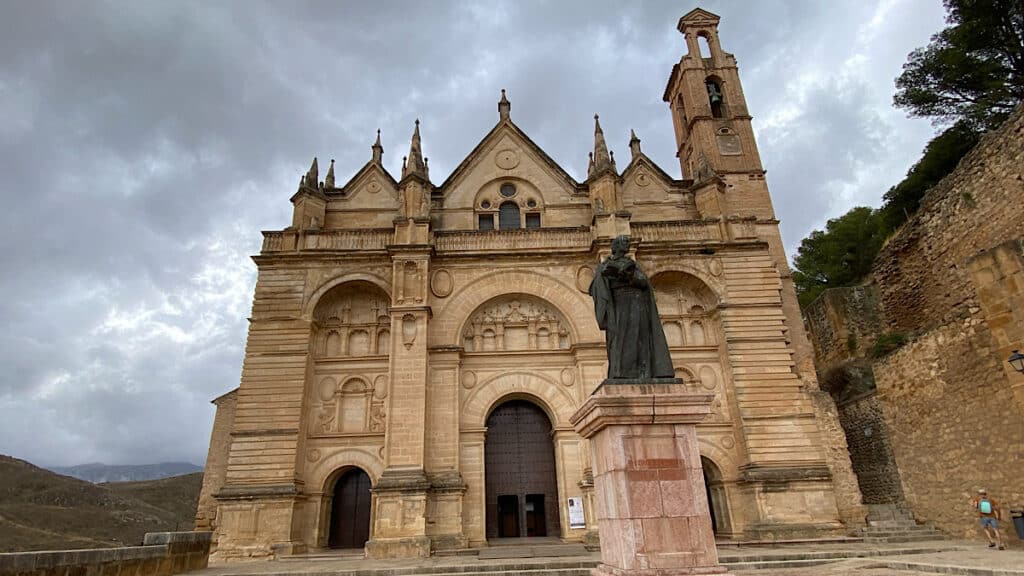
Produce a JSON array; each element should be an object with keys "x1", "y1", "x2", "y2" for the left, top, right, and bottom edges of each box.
[
  {"x1": 330, "y1": 161, "x2": 399, "y2": 208},
  {"x1": 621, "y1": 153, "x2": 680, "y2": 187},
  {"x1": 437, "y1": 118, "x2": 580, "y2": 194},
  {"x1": 678, "y1": 8, "x2": 720, "y2": 25},
  {"x1": 621, "y1": 154, "x2": 683, "y2": 205}
]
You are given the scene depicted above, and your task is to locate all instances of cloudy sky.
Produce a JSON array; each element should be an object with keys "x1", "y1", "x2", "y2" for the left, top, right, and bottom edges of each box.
[{"x1": 0, "y1": 0, "x2": 947, "y2": 468}]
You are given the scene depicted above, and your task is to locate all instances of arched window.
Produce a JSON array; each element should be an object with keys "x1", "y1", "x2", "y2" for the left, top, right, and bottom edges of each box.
[
  {"x1": 706, "y1": 79, "x2": 724, "y2": 118},
  {"x1": 698, "y1": 34, "x2": 712, "y2": 58},
  {"x1": 499, "y1": 201, "x2": 520, "y2": 229}
]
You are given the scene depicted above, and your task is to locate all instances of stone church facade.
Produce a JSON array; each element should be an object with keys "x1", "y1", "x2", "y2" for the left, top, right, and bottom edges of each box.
[{"x1": 196, "y1": 9, "x2": 865, "y2": 562}]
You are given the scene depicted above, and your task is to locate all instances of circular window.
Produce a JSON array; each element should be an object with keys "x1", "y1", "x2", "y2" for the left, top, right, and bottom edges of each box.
[
  {"x1": 526, "y1": 198, "x2": 537, "y2": 208},
  {"x1": 500, "y1": 183, "x2": 516, "y2": 198},
  {"x1": 481, "y1": 200, "x2": 491, "y2": 209}
]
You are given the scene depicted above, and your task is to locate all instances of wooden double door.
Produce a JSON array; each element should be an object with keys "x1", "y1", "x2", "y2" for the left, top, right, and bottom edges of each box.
[
  {"x1": 485, "y1": 400, "x2": 560, "y2": 539},
  {"x1": 328, "y1": 468, "x2": 372, "y2": 549}
]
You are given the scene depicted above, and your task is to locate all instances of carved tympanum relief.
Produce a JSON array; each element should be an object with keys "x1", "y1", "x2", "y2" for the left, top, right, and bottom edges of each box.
[
  {"x1": 463, "y1": 295, "x2": 571, "y2": 352},
  {"x1": 311, "y1": 376, "x2": 387, "y2": 436},
  {"x1": 651, "y1": 271, "x2": 720, "y2": 348},
  {"x1": 313, "y1": 281, "x2": 391, "y2": 358}
]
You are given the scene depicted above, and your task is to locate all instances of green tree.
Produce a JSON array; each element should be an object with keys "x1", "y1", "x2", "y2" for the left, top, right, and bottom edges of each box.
[
  {"x1": 894, "y1": 0, "x2": 1024, "y2": 130},
  {"x1": 792, "y1": 207, "x2": 886, "y2": 308}
]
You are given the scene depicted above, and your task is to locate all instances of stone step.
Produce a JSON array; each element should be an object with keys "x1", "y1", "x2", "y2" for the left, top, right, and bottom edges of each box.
[
  {"x1": 861, "y1": 534, "x2": 947, "y2": 544},
  {"x1": 859, "y1": 527, "x2": 943, "y2": 537}
]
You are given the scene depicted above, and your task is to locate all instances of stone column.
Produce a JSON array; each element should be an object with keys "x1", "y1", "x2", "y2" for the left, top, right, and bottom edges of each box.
[
  {"x1": 366, "y1": 232, "x2": 433, "y2": 559},
  {"x1": 571, "y1": 382, "x2": 729, "y2": 576}
]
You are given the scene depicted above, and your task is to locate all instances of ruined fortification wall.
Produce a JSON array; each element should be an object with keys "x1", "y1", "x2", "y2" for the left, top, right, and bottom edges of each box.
[
  {"x1": 872, "y1": 109, "x2": 1024, "y2": 336},
  {"x1": 870, "y1": 108, "x2": 1024, "y2": 537}
]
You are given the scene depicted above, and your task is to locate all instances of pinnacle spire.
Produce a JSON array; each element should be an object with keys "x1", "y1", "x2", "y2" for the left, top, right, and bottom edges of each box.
[
  {"x1": 498, "y1": 89, "x2": 511, "y2": 121},
  {"x1": 372, "y1": 129, "x2": 383, "y2": 164},
  {"x1": 402, "y1": 119, "x2": 428, "y2": 180},
  {"x1": 325, "y1": 159, "x2": 335, "y2": 188},
  {"x1": 304, "y1": 157, "x2": 319, "y2": 189},
  {"x1": 589, "y1": 114, "x2": 613, "y2": 178},
  {"x1": 629, "y1": 128, "x2": 642, "y2": 159}
]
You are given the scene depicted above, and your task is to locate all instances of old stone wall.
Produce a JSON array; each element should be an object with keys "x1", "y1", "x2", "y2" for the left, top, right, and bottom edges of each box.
[
  {"x1": 804, "y1": 286, "x2": 883, "y2": 367},
  {"x1": 802, "y1": 107, "x2": 1024, "y2": 539},
  {"x1": 0, "y1": 532, "x2": 210, "y2": 576},
  {"x1": 834, "y1": 393, "x2": 903, "y2": 505},
  {"x1": 872, "y1": 108, "x2": 1024, "y2": 335},
  {"x1": 874, "y1": 319, "x2": 1024, "y2": 537},
  {"x1": 195, "y1": 389, "x2": 237, "y2": 533}
]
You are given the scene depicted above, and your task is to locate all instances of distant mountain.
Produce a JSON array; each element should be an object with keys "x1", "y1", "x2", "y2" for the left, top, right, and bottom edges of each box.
[
  {"x1": 0, "y1": 454, "x2": 202, "y2": 552},
  {"x1": 48, "y1": 462, "x2": 202, "y2": 483}
]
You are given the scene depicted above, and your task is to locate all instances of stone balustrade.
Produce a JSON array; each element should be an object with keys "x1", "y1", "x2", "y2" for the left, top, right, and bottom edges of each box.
[
  {"x1": 0, "y1": 532, "x2": 211, "y2": 576},
  {"x1": 434, "y1": 227, "x2": 592, "y2": 254},
  {"x1": 262, "y1": 229, "x2": 391, "y2": 253},
  {"x1": 632, "y1": 219, "x2": 723, "y2": 244}
]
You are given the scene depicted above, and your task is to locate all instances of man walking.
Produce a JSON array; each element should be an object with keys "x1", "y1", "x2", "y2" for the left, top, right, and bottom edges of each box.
[{"x1": 972, "y1": 489, "x2": 1006, "y2": 550}]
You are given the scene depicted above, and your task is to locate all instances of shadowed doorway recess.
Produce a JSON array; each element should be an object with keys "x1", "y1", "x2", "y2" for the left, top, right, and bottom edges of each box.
[
  {"x1": 485, "y1": 399, "x2": 560, "y2": 539},
  {"x1": 328, "y1": 468, "x2": 371, "y2": 549}
]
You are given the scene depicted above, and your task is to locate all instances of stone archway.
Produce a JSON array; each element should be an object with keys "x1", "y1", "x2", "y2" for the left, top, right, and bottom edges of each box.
[
  {"x1": 485, "y1": 399, "x2": 560, "y2": 539},
  {"x1": 328, "y1": 467, "x2": 372, "y2": 549},
  {"x1": 701, "y1": 456, "x2": 731, "y2": 536}
]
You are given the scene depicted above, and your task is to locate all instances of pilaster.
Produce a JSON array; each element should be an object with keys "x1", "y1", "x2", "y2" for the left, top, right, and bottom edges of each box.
[{"x1": 366, "y1": 219, "x2": 435, "y2": 559}]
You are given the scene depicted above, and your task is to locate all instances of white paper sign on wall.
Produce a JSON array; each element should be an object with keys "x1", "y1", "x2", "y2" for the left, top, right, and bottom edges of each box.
[{"x1": 567, "y1": 497, "x2": 585, "y2": 529}]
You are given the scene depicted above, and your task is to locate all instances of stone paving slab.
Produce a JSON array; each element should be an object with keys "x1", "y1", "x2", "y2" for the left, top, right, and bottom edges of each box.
[{"x1": 184, "y1": 540, "x2": 1021, "y2": 576}]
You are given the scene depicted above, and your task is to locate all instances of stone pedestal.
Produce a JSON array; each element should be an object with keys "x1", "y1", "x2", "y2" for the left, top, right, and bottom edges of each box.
[{"x1": 570, "y1": 381, "x2": 729, "y2": 576}]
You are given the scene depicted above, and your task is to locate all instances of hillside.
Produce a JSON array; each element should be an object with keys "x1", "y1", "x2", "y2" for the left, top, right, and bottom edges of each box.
[
  {"x1": 0, "y1": 455, "x2": 203, "y2": 552},
  {"x1": 49, "y1": 462, "x2": 202, "y2": 483}
]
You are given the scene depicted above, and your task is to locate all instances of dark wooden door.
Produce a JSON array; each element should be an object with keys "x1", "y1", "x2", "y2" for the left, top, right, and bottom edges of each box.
[
  {"x1": 485, "y1": 400, "x2": 560, "y2": 539},
  {"x1": 329, "y1": 468, "x2": 371, "y2": 549}
]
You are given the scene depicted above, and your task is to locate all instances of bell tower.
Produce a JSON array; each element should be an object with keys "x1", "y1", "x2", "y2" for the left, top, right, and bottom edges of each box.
[{"x1": 664, "y1": 8, "x2": 773, "y2": 218}]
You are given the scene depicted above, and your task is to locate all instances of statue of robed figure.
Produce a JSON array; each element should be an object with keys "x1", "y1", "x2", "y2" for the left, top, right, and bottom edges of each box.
[{"x1": 589, "y1": 235, "x2": 675, "y2": 381}]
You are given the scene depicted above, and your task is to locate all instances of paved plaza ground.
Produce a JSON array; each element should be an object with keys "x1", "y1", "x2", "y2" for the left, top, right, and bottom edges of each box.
[{"x1": 184, "y1": 539, "x2": 1024, "y2": 576}]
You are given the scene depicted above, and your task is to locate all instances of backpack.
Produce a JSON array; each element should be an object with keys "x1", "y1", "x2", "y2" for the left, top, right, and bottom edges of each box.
[{"x1": 979, "y1": 499, "x2": 993, "y2": 514}]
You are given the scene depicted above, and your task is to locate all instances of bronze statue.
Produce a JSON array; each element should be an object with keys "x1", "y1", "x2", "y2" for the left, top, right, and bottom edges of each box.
[{"x1": 589, "y1": 235, "x2": 675, "y2": 380}]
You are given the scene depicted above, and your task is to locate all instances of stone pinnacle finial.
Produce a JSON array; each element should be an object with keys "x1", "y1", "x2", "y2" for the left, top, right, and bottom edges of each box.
[
  {"x1": 325, "y1": 159, "x2": 336, "y2": 188},
  {"x1": 403, "y1": 119, "x2": 427, "y2": 180},
  {"x1": 498, "y1": 88, "x2": 511, "y2": 121},
  {"x1": 372, "y1": 129, "x2": 383, "y2": 164},
  {"x1": 590, "y1": 114, "x2": 613, "y2": 178},
  {"x1": 629, "y1": 128, "x2": 642, "y2": 159},
  {"x1": 305, "y1": 157, "x2": 319, "y2": 190}
]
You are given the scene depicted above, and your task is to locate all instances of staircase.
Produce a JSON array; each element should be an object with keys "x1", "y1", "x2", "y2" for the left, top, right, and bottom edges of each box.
[{"x1": 857, "y1": 504, "x2": 945, "y2": 543}]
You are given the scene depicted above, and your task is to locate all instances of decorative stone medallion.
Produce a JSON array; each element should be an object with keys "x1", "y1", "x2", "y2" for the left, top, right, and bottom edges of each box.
[
  {"x1": 560, "y1": 367, "x2": 575, "y2": 387},
  {"x1": 707, "y1": 258, "x2": 723, "y2": 277},
  {"x1": 306, "y1": 449, "x2": 321, "y2": 463},
  {"x1": 461, "y1": 370, "x2": 477, "y2": 389},
  {"x1": 720, "y1": 435, "x2": 736, "y2": 449},
  {"x1": 317, "y1": 377, "x2": 337, "y2": 402},
  {"x1": 699, "y1": 366, "x2": 718, "y2": 390},
  {"x1": 635, "y1": 171, "x2": 651, "y2": 187},
  {"x1": 430, "y1": 268, "x2": 454, "y2": 298},
  {"x1": 575, "y1": 266, "x2": 595, "y2": 293},
  {"x1": 367, "y1": 178, "x2": 381, "y2": 193},
  {"x1": 373, "y1": 375, "x2": 389, "y2": 399},
  {"x1": 495, "y1": 149, "x2": 520, "y2": 169}
]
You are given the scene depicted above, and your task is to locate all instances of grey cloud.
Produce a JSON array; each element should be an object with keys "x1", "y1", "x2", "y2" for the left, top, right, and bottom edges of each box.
[{"x1": 0, "y1": 0, "x2": 946, "y2": 466}]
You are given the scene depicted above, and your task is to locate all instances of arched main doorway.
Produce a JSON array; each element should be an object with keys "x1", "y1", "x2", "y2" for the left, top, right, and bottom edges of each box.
[
  {"x1": 701, "y1": 456, "x2": 731, "y2": 536},
  {"x1": 328, "y1": 468, "x2": 372, "y2": 549},
  {"x1": 485, "y1": 399, "x2": 560, "y2": 539}
]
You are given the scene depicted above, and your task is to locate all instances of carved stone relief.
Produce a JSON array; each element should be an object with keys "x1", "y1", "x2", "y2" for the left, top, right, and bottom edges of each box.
[
  {"x1": 430, "y1": 268, "x2": 454, "y2": 298},
  {"x1": 462, "y1": 296, "x2": 571, "y2": 352},
  {"x1": 652, "y1": 272, "x2": 719, "y2": 348},
  {"x1": 314, "y1": 282, "x2": 391, "y2": 359},
  {"x1": 308, "y1": 376, "x2": 386, "y2": 436}
]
